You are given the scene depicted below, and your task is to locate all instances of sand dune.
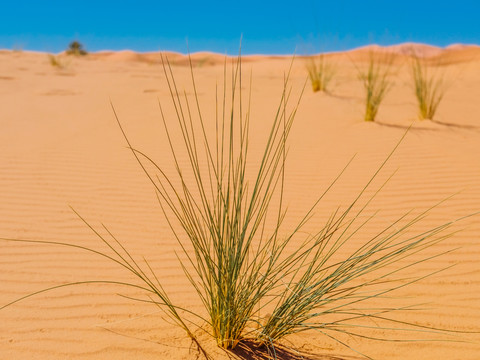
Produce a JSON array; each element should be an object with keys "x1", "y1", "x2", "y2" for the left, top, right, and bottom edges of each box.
[
  {"x1": 0, "y1": 45, "x2": 479, "y2": 359},
  {"x1": 325, "y1": 42, "x2": 480, "y2": 66},
  {"x1": 351, "y1": 42, "x2": 444, "y2": 57}
]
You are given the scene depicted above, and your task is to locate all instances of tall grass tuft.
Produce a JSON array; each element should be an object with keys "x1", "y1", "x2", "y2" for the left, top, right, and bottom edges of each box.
[
  {"x1": 1, "y1": 52, "x2": 472, "y2": 358},
  {"x1": 411, "y1": 56, "x2": 446, "y2": 120},
  {"x1": 306, "y1": 54, "x2": 336, "y2": 93},
  {"x1": 358, "y1": 53, "x2": 393, "y2": 122},
  {"x1": 131, "y1": 52, "x2": 305, "y2": 350}
]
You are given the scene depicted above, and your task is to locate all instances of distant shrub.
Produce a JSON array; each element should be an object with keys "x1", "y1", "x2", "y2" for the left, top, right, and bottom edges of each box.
[{"x1": 66, "y1": 41, "x2": 87, "y2": 56}]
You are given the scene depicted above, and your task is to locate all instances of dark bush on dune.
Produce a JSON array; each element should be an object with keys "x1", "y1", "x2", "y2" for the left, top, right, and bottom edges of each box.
[{"x1": 66, "y1": 41, "x2": 87, "y2": 56}]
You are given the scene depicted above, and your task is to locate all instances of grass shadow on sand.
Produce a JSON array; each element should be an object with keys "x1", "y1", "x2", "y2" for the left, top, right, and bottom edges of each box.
[
  {"x1": 373, "y1": 119, "x2": 480, "y2": 132},
  {"x1": 229, "y1": 340, "x2": 361, "y2": 360},
  {"x1": 430, "y1": 119, "x2": 480, "y2": 130}
]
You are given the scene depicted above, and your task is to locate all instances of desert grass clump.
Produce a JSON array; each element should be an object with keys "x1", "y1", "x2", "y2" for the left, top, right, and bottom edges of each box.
[
  {"x1": 358, "y1": 53, "x2": 393, "y2": 122},
  {"x1": 48, "y1": 54, "x2": 69, "y2": 69},
  {"x1": 1, "y1": 53, "x2": 471, "y2": 358},
  {"x1": 306, "y1": 54, "x2": 336, "y2": 93},
  {"x1": 411, "y1": 56, "x2": 446, "y2": 120},
  {"x1": 66, "y1": 40, "x2": 87, "y2": 56}
]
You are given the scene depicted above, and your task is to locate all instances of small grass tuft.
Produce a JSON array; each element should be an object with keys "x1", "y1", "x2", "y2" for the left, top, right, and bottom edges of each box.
[
  {"x1": 306, "y1": 54, "x2": 336, "y2": 93},
  {"x1": 12, "y1": 44, "x2": 23, "y2": 53},
  {"x1": 411, "y1": 56, "x2": 446, "y2": 120},
  {"x1": 358, "y1": 53, "x2": 393, "y2": 122},
  {"x1": 48, "y1": 54, "x2": 69, "y2": 69}
]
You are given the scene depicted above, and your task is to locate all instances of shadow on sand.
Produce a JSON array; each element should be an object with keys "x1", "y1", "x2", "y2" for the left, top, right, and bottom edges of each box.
[{"x1": 228, "y1": 340, "x2": 361, "y2": 360}]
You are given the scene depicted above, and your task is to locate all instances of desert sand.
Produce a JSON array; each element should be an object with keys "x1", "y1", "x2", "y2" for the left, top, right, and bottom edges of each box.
[{"x1": 0, "y1": 44, "x2": 479, "y2": 359}]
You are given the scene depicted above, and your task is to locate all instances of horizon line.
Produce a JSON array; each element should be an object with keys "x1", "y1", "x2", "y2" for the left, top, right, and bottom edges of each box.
[{"x1": 2, "y1": 41, "x2": 480, "y2": 57}]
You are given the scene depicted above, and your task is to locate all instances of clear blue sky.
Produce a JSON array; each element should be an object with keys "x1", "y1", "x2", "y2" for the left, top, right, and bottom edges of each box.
[{"x1": 1, "y1": 1, "x2": 479, "y2": 54}]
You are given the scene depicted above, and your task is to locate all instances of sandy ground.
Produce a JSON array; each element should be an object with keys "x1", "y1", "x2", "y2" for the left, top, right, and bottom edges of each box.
[{"x1": 0, "y1": 44, "x2": 479, "y2": 359}]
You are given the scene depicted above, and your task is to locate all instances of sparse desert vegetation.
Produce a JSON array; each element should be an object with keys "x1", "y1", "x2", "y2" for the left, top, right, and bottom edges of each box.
[
  {"x1": 2, "y1": 52, "x2": 476, "y2": 360},
  {"x1": 66, "y1": 40, "x2": 87, "y2": 56},
  {"x1": 357, "y1": 53, "x2": 393, "y2": 122},
  {"x1": 411, "y1": 55, "x2": 446, "y2": 120},
  {"x1": 48, "y1": 54, "x2": 69, "y2": 69},
  {"x1": 306, "y1": 54, "x2": 336, "y2": 92}
]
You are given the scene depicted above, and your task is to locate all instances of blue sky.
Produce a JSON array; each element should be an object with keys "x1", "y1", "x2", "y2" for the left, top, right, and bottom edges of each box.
[{"x1": 1, "y1": 1, "x2": 479, "y2": 54}]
